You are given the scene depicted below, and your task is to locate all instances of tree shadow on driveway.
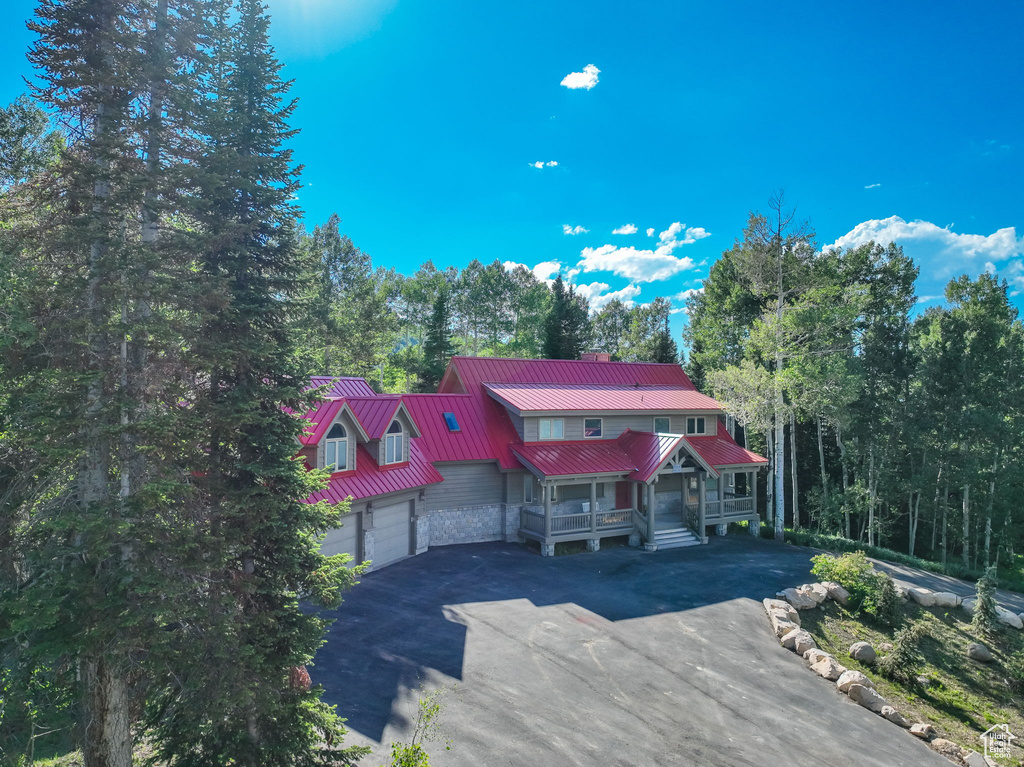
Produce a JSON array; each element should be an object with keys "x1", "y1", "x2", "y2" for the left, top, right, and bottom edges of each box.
[{"x1": 312, "y1": 535, "x2": 820, "y2": 741}]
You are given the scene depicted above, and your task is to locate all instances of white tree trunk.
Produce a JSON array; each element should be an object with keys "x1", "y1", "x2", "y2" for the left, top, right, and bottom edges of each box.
[{"x1": 789, "y1": 412, "x2": 799, "y2": 531}]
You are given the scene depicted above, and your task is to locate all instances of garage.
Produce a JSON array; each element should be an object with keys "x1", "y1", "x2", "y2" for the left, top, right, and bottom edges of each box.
[
  {"x1": 321, "y1": 511, "x2": 361, "y2": 565},
  {"x1": 372, "y1": 499, "x2": 413, "y2": 567}
]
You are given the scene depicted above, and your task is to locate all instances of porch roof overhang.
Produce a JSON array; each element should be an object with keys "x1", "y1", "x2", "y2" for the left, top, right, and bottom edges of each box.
[
  {"x1": 685, "y1": 433, "x2": 768, "y2": 471},
  {"x1": 512, "y1": 440, "x2": 636, "y2": 481}
]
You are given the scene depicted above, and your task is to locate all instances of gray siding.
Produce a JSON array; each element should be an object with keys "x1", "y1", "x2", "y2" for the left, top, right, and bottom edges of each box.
[
  {"x1": 522, "y1": 413, "x2": 717, "y2": 441},
  {"x1": 506, "y1": 470, "x2": 537, "y2": 504},
  {"x1": 508, "y1": 412, "x2": 525, "y2": 440},
  {"x1": 424, "y1": 462, "x2": 505, "y2": 510}
]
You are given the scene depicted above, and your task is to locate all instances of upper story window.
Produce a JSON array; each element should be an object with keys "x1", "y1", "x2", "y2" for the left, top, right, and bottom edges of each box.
[
  {"x1": 539, "y1": 418, "x2": 564, "y2": 440},
  {"x1": 686, "y1": 416, "x2": 706, "y2": 435},
  {"x1": 325, "y1": 423, "x2": 348, "y2": 472},
  {"x1": 385, "y1": 420, "x2": 405, "y2": 464},
  {"x1": 523, "y1": 474, "x2": 534, "y2": 504},
  {"x1": 653, "y1": 417, "x2": 671, "y2": 433},
  {"x1": 583, "y1": 418, "x2": 602, "y2": 438}
]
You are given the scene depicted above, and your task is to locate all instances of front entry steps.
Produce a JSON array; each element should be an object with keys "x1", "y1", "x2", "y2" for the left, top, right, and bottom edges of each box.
[{"x1": 652, "y1": 526, "x2": 702, "y2": 550}]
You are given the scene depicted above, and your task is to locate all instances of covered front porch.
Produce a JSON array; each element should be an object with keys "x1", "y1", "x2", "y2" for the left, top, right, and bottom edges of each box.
[{"x1": 517, "y1": 467, "x2": 761, "y2": 556}]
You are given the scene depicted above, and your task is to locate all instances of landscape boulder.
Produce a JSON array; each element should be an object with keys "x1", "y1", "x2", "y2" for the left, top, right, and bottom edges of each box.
[
  {"x1": 771, "y1": 615, "x2": 799, "y2": 639},
  {"x1": 962, "y1": 597, "x2": 976, "y2": 616},
  {"x1": 780, "y1": 628, "x2": 816, "y2": 655},
  {"x1": 932, "y1": 591, "x2": 961, "y2": 608},
  {"x1": 930, "y1": 738, "x2": 968, "y2": 764},
  {"x1": 967, "y1": 642, "x2": 993, "y2": 663},
  {"x1": 821, "y1": 581, "x2": 850, "y2": 606},
  {"x1": 849, "y1": 641, "x2": 877, "y2": 664},
  {"x1": 778, "y1": 587, "x2": 818, "y2": 611},
  {"x1": 895, "y1": 584, "x2": 910, "y2": 599},
  {"x1": 763, "y1": 598, "x2": 800, "y2": 625},
  {"x1": 907, "y1": 587, "x2": 937, "y2": 607},
  {"x1": 803, "y1": 648, "x2": 831, "y2": 664},
  {"x1": 847, "y1": 683, "x2": 887, "y2": 714},
  {"x1": 809, "y1": 655, "x2": 847, "y2": 681},
  {"x1": 801, "y1": 583, "x2": 829, "y2": 604},
  {"x1": 963, "y1": 751, "x2": 991, "y2": 767},
  {"x1": 836, "y1": 669, "x2": 875, "y2": 693},
  {"x1": 910, "y1": 723, "x2": 936, "y2": 740},
  {"x1": 997, "y1": 606, "x2": 1023, "y2": 630},
  {"x1": 880, "y1": 705, "x2": 910, "y2": 728}
]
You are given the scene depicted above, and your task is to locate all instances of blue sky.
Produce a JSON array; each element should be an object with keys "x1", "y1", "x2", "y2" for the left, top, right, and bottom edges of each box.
[{"x1": 2, "y1": 0, "x2": 1022, "y2": 337}]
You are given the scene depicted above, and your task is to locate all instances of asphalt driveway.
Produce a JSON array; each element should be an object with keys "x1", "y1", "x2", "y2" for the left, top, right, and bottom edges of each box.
[{"x1": 314, "y1": 537, "x2": 952, "y2": 766}]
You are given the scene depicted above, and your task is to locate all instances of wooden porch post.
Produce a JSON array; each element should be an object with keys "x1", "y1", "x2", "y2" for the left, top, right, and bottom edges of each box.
[
  {"x1": 749, "y1": 470, "x2": 760, "y2": 536},
  {"x1": 543, "y1": 483, "x2": 552, "y2": 539},
  {"x1": 590, "y1": 479, "x2": 598, "y2": 533},
  {"x1": 697, "y1": 472, "x2": 707, "y2": 542},
  {"x1": 647, "y1": 480, "x2": 656, "y2": 537},
  {"x1": 630, "y1": 481, "x2": 638, "y2": 511}
]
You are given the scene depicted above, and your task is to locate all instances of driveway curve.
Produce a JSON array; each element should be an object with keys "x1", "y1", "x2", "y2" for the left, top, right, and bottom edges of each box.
[{"x1": 314, "y1": 536, "x2": 950, "y2": 766}]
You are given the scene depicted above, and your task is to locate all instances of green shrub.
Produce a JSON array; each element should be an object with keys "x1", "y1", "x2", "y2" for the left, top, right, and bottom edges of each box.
[
  {"x1": 972, "y1": 566, "x2": 1000, "y2": 638},
  {"x1": 877, "y1": 622, "x2": 925, "y2": 684},
  {"x1": 811, "y1": 551, "x2": 878, "y2": 611},
  {"x1": 1006, "y1": 651, "x2": 1024, "y2": 693},
  {"x1": 866, "y1": 574, "x2": 903, "y2": 628}
]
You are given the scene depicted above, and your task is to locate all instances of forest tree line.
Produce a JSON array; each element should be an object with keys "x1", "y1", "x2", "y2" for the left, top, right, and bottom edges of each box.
[{"x1": 686, "y1": 195, "x2": 1024, "y2": 574}]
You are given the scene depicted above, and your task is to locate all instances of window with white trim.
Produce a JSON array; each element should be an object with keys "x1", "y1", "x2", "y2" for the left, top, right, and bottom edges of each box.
[
  {"x1": 385, "y1": 420, "x2": 404, "y2": 464},
  {"x1": 685, "y1": 416, "x2": 706, "y2": 435},
  {"x1": 324, "y1": 423, "x2": 348, "y2": 472},
  {"x1": 538, "y1": 418, "x2": 564, "y2": 440},
  {"x1": 523, "y1": 474, "x2": 534, "y2": 503},
  {"x1": 583, "y1": 418, "x2": 602, "y2": 438},
  {"x1": 653, "y1": 416, "x2": 671, "y2": 433}
]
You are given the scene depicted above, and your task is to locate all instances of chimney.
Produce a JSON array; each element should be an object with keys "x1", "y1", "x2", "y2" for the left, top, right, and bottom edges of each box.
[{"x1": 581, "y1": 352, "x2": 612, "y2": 362}]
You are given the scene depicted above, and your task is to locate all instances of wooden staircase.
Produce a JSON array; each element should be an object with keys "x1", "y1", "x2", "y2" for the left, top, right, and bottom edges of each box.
[{"x1": 652, "y1": 526, "x2": 702, "y2": 550}]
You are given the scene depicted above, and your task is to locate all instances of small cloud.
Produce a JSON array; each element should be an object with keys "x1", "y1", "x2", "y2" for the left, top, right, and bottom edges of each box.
[
  {"x1": 560, "y1": 64, "x2": 600, "y2": 90},
  {"x1": 573, "y1": 281, "x2": 642, "y2": 311},
  {"x1": 572, "y1": 221, "x2": 711, "y2": 283},
  {"x1": 502, "y1": 260, "x2": 563, "y2": 283},
  {"x1": 864, "y1": 183, "x2": 881, "y2": 189},
  {"x1": 612, "y1": 223, "x2": 638, "y2": 235},
  {"x1": 530, "y1": 160, "x2": 559, "y2": 169},
  {"x1": 562, "y1": 225, "x2": 589, "y2": 236},
  {"x1": 646, "y1": 228, "x2": 655, "y2": 237}
]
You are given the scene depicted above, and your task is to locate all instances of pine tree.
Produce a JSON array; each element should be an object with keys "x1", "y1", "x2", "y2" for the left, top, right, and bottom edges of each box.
[
  {"x1": 140, "y1": 1, "x2": 367, "y2": 763},
  {"x1": 418, "y1": 286, "x2": 457, "y2": 392},
  {"x1": 542, "y1": 276, "x2": 591, "y2": 360}
]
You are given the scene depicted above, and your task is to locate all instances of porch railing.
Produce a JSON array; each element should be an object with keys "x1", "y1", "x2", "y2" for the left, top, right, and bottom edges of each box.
[
  {"x1": 704, "y1": 496, "x2": 755, "y2": 522},
  {"x1": 520, "y1": 508, "x2": 545, "y2": 535},
  {"x1": 685, "y1": 501, "x2": 699, "y2": 533},
  {"x1": 521, "y1": 507, "x2": 636, "y2": 540},
  {"x1": 631, "y1": 508, "x2": 648, "y2": 541}
]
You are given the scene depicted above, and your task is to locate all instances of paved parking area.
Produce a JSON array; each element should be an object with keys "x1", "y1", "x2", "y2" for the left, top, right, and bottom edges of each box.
[{"x1": 314, "y1": 537, "x2": 950, "y2": 766}]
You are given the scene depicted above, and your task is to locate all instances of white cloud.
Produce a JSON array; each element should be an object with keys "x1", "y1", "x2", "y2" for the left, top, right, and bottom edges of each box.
[
  {"x1": 573, "y1": 221, "x2": 710, "y2": 283},
  {"x1": 864, "y1": 183, "x2": 881, "y2": 189},
  {"x1": 560, "y1": 64, "x2": 600, "y2": 90},
  {"x1": 562, "y1": 224, "x2": 589, "y2": 235},
  {"x1": 612, "y1": 223, "x2": 638, "y2": 235},
  {"x1": 530, "y1": 160, "x2": 559, "y2": 169},
  {"x1": 823, "y1": 216, "x2": 1022, "y2": 276},
  {"x1": 646, "y1": 228, "x2": 655, "y2": 237},
  {"x1": 502, "y1": 259, "x2": 563, "y2": 283},
  {"x1": 573, "y1": 282, "x2": 642, "y2": 311}
]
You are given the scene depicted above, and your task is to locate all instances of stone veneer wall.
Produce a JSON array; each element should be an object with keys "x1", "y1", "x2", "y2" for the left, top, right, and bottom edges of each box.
[{"x1": 427, "y1": 504, "x2": 510, "y2": 546}]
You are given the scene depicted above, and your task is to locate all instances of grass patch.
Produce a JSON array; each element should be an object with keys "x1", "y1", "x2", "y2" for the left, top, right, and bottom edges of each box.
[
  {"x1": 760, "y1": 522, "x2": 1024, "y2": 594},
  {"x1": 798, "y1": 596, "x2": 1024, "y2": 764}
]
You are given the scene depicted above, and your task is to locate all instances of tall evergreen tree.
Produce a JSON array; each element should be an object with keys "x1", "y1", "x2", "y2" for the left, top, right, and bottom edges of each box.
[
  {"x1": 418, "y1": 286, "x2": 457, "y2": 392},
  {"x1": 542, "y1": 275, "x2": 591, "y2": 360}
]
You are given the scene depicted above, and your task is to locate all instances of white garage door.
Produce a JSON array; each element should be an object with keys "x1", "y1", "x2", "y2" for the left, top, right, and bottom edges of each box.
[
  {"x1": 321, "y1": 512, "x2": 360, "y2": 566},
  {"x1": 373, "y1": 500, "x2": 412, "y2": 567}
]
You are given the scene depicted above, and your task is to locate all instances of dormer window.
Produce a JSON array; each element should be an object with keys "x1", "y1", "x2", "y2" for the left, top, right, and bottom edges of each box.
[
  {"x1": 385, "y1": 420, "x2": 404, "y2": 464},
  {"x1": 686, "y1": 417, "x2": 706, "y2": 435},
  {"x1": 325, "y1": 423, "x2": 348, "y2": 472}
]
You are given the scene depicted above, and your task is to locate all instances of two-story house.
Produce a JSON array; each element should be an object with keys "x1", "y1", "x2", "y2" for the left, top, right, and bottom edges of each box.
[{"x1": 300, "y1": 354, "x2": 767, "y2": 570}]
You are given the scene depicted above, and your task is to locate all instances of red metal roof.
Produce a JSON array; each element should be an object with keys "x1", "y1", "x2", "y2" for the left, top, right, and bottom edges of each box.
[
  {"x1": 484, "y1": 382, "x2": 721, "y2": 414},
  {"x1": 512, "y1": 440, "x2": 637, "y2": 478},
  {"x1": 402, "y1": 393, "x2": 521, "y2": 469},
  {"x1": 686, "y1": 431, "x2": 768, "y2": 469},
  {"x1": 305, "y1": 441, "x2": 443, "y2": 504},
  {"x1": 440, "y1": 356, "x2": 697, "y2": 393},
  {"x1": 308, "y1": 376, "x2": 377, "y2": 398},
  {"x1": 618, "y1": 431, "x2": 688, "y2": 482},
  {"x1": 298, "y1": 400, "x2": 370, "y2": 446},
  {"x1": 347, "y1": 396, "x2": 402, "y2": 439}
]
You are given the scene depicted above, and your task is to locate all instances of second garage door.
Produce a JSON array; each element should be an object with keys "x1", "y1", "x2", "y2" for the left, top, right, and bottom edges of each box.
[
  {"x1": 373, "y1": 500, "x2": 412, "y2": 567},
  {"x1": 320, "y1": 511, "x2": 361, "y2": 566}
]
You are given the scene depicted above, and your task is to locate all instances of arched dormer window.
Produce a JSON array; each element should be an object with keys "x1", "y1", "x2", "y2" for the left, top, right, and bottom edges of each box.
[
  {"x1": 385, "y1": 420, "x2": 404, "y2": 464},
  {"x1": 325, "y1": 423, "x2": 347, "y2": 472}
]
